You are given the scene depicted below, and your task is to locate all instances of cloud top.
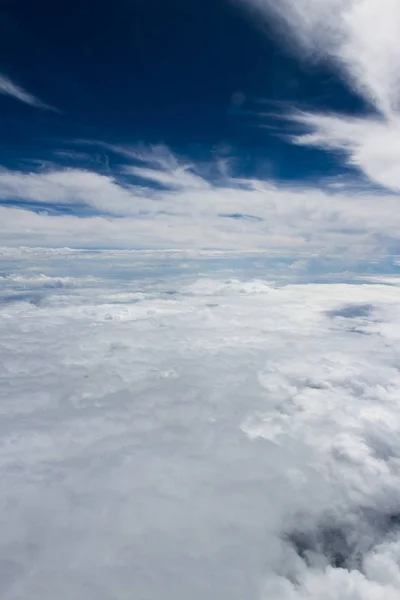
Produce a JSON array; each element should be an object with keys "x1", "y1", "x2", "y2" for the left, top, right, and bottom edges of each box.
[{"x1": 2, "y1": 253, "x2": 400, "y2": 598}]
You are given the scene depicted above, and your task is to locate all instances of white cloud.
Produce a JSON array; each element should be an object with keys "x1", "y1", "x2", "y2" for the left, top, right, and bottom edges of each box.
[
  {"x1": 2, "y1": 251, "x2": 400, "y2": 598},
  {"x1": 0, "y1": 168, "x2": 143, "y2": 215},
  {"x1": 0, "y1": 73, "x2": 57, "y2": 111},
  {"x1": 236, "y1": 0, "x2": 400, "y2": 191},
  {"x1": 242, "y1": 0, "x2": 400, "y2": 116},
  {"x1": 125, "y1": 164, "x2": 210, "y2": 191},
  {"x1": 291, "y1": 111, "x2": 400, "y2": 192},
  {"x1": 1, "y1": 147, "x2": 400, "y2": 255},
  {"x1": 112, "y1": 143, "x2": 212, "y2": 190}
]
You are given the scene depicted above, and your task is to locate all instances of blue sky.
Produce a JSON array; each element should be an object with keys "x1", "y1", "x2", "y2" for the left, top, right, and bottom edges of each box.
[
  {"x1": 0, "y1": 0, "x2": 399, "y2": 254},
  {"x1": 0, "y1": 0, "x2": 363, "y2": 177}
]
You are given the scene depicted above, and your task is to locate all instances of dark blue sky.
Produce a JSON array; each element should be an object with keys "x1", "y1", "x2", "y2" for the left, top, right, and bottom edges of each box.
[{"x1": 0, "y1": 0, "x2": 366, "y2": 181}]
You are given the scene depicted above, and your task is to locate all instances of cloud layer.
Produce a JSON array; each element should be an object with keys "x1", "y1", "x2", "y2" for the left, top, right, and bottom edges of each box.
[
  {"x1": 1, "y1": 252, "x2": 400, "y2": 598},
  {"x1": 0, "y1": 144, "x2": 399, "y2": 256}
]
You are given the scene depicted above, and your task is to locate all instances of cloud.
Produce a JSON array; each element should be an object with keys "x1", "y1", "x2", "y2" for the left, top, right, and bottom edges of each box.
[
  {"x1": 242, "y1": 0, "x2": 400, "y2": 116},
  {"x1": 0, "y1": 73, "x2": 57, "y2": 111},
  {"x1": 125, "y1": 163, "x2": 210, "y2": 191},
  {"x1": 76, "y1": 141, "x2": 213, "y2": 190},
  {"x1": 1, "y1": 145, "x2": 400, "y2": 255},
  {"x1": 236, "y1": 0, "x2": 400, "y2": 191},
  {"x1": 290, "y1": 111, "x2": 400, "y2": 192},
  {"x1": 0, "y1": 168, "x2": 142, "y2": 215},
  {"x1": 2, "y1": 252, "x2": 400, "y2": 598}
]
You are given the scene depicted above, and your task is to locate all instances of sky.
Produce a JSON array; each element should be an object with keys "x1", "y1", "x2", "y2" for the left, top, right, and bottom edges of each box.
[
  {"x1": 0, "y1": 0, "x2": 400, "y2": 256},
  {"x1": 3, "y1": 2, "x2": 400, "y2": 600}
]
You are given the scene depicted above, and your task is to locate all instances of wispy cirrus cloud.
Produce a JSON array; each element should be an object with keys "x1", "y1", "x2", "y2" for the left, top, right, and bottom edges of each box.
[
  {"x1": 0, "y1": 73, "x2": 57, "y2": 111},
  {"x1": 242, "y1": 0, "x2": 400, "y2": 116},
  {"x1": 236, "y1": 0, "x2": 400, "y2": 191},
  {"x1": 290, "y1": 110, "x2": 400, "y2": 193}
]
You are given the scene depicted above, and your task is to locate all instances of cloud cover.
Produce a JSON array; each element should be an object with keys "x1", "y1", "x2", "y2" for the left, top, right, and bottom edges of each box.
[{"x1": 1, "y1": 252, "x2": 400, "y2": 598}]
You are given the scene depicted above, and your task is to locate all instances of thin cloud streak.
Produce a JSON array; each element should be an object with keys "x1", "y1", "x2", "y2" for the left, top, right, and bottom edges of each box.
[{"x1": 0, "y1": 73, "x2": 58, "y2": 111}]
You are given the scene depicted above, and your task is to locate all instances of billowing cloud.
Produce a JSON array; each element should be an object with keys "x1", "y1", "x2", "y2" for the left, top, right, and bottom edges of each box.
[
  {"x1": 236, "y1": 0, "x2": 400, "y2": 191},
  {"x1": 1, "y1": 251, "x2": 400, "y2": 598},
  {"x1": 0, "y1": 73, "x2": 57, "y2": 111}
]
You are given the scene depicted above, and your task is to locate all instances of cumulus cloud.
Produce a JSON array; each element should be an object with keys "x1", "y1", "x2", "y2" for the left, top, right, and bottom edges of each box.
[
  {"x1": 236, "y1": 0, "x2": 400, "y2": 191},
  {"x1": 0, "y1": 73, "x2": 57, "y2": 111},
  {"x1": 1, "y1": 251, "x2": 400, "y2": 598}
]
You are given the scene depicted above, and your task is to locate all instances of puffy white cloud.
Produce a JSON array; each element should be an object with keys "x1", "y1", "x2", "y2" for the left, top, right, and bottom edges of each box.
[{"x1": 1, "y1": 251, "x2": 400, "y2": 598}]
